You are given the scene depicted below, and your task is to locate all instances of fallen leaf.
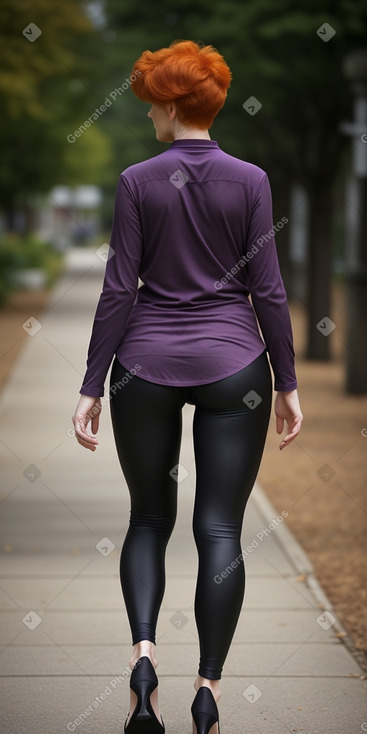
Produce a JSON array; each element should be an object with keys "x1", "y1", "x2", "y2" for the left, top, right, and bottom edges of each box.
[{"x1": 295, "y1": 573, "x2": 306, "y2": 582}]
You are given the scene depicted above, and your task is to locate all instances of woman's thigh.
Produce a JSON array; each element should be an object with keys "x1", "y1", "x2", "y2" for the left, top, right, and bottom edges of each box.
[
  {"x1": 189, "y1": 351, "x2": 272, "y2": 526},
  {"x1": 108, "y1": 357, "x2": 186, "y2": 518}
]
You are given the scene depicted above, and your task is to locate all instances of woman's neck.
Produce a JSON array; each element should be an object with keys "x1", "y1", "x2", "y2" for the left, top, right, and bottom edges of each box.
[{"x1": 173, "y1": 128, "x2": 211, "y2": 140}]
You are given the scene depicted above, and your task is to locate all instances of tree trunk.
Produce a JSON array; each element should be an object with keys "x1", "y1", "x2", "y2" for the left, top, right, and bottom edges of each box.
[
  {"x1": 305, "y1": 182, "x2": 333, "y2": 360},
  {"x1": 4, "y1": 205, "x2": 17, "y2": 233},
  {"x1": 345, "y1": 176, "x2": 367, "y2": 393},
  {"x1": 274, "y1": 176, "x2": 293, "y2": 297}
]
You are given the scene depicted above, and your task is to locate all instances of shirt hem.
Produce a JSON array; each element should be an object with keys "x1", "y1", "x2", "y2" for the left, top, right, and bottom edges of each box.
[{"x1": 113, "y1": 347, "x2": 268, "y2": 387}]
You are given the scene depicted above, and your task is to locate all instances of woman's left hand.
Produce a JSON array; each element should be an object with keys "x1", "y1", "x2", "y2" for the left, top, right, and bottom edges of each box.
[{"x1": 72, "y1": 395, "x2": 102, "y2": 451}]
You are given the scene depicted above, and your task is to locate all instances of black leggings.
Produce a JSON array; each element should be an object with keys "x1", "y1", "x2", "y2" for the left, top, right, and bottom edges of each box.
[{"x1": 109, "y1": 350, "x2": 272, "y2": 680}]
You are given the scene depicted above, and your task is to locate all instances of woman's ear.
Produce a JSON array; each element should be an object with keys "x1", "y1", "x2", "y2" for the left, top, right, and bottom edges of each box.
[{"x1": 167, "y1": 101, "x2": 177, "y2": 120}]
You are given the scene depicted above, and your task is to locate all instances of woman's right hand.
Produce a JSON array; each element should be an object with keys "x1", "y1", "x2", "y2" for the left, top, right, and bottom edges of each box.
[{"x1": 274, "y1": 389, "x2": 303, "y2": 450}]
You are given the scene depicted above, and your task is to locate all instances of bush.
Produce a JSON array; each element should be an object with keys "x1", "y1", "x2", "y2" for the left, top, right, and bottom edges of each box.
[
  {"x1": 0, "y1": 245, "x2": 24, "y2": 305},
  {"x1": 0, "y1": 233, "x2": 64, "y2": 306}
]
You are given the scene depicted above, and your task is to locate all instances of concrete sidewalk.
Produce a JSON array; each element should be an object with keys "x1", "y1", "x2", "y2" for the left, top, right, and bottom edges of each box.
[{"x1": 0, "y1": 247, "x2": 366, "y2": 734}]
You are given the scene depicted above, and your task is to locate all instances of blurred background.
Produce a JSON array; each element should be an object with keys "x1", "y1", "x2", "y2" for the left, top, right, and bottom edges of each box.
[{"x1": 1, "y1": 0, "x2": 367, "y2": 671}]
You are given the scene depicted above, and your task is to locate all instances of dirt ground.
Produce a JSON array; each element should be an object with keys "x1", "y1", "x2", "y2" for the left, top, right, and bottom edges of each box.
[
  {"x1": 1, "y1": 281, "x2": 366, "y2": 671},
  {"x1": 0, "y1": 289, "x2": 51, "y2": 393},
  {"x1": 258, "y1": 283, "x2": 367, "y2": 672}
]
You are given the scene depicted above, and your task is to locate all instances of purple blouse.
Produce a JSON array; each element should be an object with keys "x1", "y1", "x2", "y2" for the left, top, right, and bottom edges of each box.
[{"x1": 79, "y1": 139, "x2": 297, "y2": 397}]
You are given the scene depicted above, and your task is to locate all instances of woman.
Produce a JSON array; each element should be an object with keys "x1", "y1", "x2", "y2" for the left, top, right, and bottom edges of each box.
[{"x1": 72, "y1": 39, "x2": 303, "y2": 734}]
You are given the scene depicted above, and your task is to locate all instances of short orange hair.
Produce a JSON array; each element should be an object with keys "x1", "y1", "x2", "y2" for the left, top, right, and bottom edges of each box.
[{"x1": 130, "y1": 39, "x2": 232, "y2": 129}]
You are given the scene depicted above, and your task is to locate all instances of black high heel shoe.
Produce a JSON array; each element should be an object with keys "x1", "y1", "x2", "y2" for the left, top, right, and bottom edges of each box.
[
  {"x1": 124, "y1": 656, "x2": 165, "y2": 733},
  {"x1": 191, "y1": 686, "x2": 220, "y2": 734}
]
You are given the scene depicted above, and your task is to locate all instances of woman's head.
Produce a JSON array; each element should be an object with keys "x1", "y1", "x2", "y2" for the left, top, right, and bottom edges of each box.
[{"x1": 130, "y1": 39, "x2": 232, "y2": 136}]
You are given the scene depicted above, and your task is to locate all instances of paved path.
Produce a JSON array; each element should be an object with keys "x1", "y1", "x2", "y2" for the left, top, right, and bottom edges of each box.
[{"x1": 0, "y1": 247, "x2": 366, "y2": 734}]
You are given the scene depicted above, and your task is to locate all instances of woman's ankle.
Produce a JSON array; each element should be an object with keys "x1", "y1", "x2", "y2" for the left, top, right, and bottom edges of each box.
[
  {"x1": 194, "y1": 675, "x2": 221, "y2": 702},
  {"x1": 129, "y1": 640, "x2": 158, "y2": 669}
]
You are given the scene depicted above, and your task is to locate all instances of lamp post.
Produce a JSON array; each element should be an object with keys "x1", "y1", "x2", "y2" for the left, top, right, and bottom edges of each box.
[{"x1": 340, "y1": 49, "x2": 367, "y2": 393}]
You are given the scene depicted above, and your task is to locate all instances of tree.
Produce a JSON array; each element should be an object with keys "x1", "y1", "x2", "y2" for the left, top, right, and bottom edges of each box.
[
  {"x1": 195, "y1": 0, "x2": 367, "y2": 359},
  {"x1": 0, "y1": 0, "x2": 111, "y2": 230}
]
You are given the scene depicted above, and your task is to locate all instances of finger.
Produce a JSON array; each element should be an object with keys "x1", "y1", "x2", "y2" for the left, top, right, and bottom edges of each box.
[
  {"x1": 276, "y1": 415, "x2": 284, "y2": 435},
  {"x1": 91, "y1": 413, "x2": 100, "y2": 435},
  {"x1": 75, "y1": 434, "x2": 97, "y2": 451},
  {"x1": 73, "y1": 412, "x2": 96, "y2": 436},
  {"x1": 74, "y1": 426, "x2": 98, "y2": 450},
  {"x1": 281, "y1": 423, "x2": 301, "y2": 445},
  {"x1": 279, "y1": 418, "x2": 302, "y2": 450},
  {"x1": 279, "y1": 420, "x2": 301, "y2": 447},
  {"x1": 74, "y1": 421, "x2": 99, "y2": 446}
]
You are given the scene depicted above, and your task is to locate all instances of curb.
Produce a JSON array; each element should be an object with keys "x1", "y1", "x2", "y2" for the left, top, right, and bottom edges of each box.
[{"x1": 252, "y1": 481, "x2": 367, "y2": 676}]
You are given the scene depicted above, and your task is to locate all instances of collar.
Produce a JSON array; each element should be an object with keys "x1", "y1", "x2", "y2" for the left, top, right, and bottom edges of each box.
[{"x1": 169, "y1": 139, "x2": 219, "y2": 150}]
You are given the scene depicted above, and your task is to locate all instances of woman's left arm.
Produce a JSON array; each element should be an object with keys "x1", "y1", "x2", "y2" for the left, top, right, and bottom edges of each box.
[
  {"x1": 72, "y1": 173, "x2": 142, "y2": 449},
  {"x1": 245, "y1": 172, "x2": 297, "y2": 394},
  {"x1": 274, "y1": 389, "x2": 303, "y2": 450},
  {"x1": 78, "y1": 174, "x2": 143, "y2": 399},
  {"x1": 245, "y1": 173, "x2": 303, "y2": 447}
]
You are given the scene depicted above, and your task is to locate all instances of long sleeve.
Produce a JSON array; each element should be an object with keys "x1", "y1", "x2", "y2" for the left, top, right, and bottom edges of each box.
[
  {"x1": 246, "y1": 174, "x2": 297, "y2": 391},
  {"x1": 79, "y1": 174, "x2": 143, "y2": 397}
]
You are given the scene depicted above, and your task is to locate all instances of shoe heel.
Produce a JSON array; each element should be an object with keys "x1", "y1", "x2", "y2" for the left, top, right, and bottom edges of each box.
[
  {"x1": 191, "y1": 687, "x2": 219, "y2": 734},
  {"x1": 125, "y1": 657, "x2": 165, "y2": 733},
  {"x1": 192, "y1": 711, "x2": 219, "y2": 734},
  {"x1": 131, "y1": 679, "x2": 157, "y2": 718}
]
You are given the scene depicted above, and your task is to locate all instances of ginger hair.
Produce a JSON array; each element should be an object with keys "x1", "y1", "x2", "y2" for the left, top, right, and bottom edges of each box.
[{"x1": 130, "y1": 39, "x2": 232, "y2": 129}]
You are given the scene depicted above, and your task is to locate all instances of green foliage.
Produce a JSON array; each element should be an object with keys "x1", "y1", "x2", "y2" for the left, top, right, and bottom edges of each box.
[
  {"x1": 0, "y1": 242, "x2": 24, "y2": 305},
  {"x1": 0, "y1": 0, "x2": 112, "y2": 220},
  {"x1": 61, "y1": 124, "x2": 112, "y2": 186},
  {"x1": 98, "y1": 0, "x2": 367, "y2": 186},
  {"x1": 0, "y1": 233, "x2": 64, "y2": 305},
  {"x1": 0, "y1": 0, "x2": 92, "y2": 120}
]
